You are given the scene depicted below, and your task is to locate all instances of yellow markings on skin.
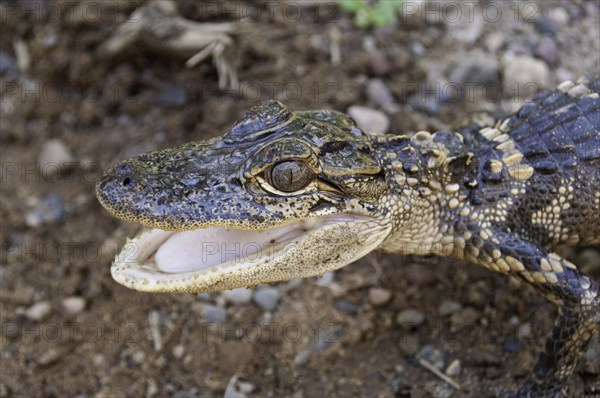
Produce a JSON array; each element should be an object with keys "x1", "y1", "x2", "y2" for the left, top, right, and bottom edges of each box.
[
  {"x1": 445, "y1": 183, "x2": 460, "y2": 194},
  {"x1": 540, "y1": 258, "x2": 552, "y2": 272},
  {"x1": 532, "y1": 272, "x2": 550, "y2": 284},
  {"x1": 557, "y1": 80, "x2": 575, "y2": 92},
  {"x1": 407, "y1": 177, "x2": 419, "y2": 186},
  {"x1": 508, "y1": 163, "x2": 534, "y2": 180},
  {"x1": 502, "y1": 152, "x2": 523, "y2": 166},
  {"x1": 480, "y1": 127, "x2": 502, "y2": 140},
  {"x1": 496, "y1": 258, "x2": 510, "y2": 273},
  {"x1": 506, "y1": 256, "x2": 525, "y2": 272},
  {"x1": 460, "y1": 207, "x2": 470, "y2": 217},
  {"x1": 496, "y1": 141, "x2": 513, "y2": 152},
  {"x1": 454, "y1": 237, "x2": 466, "y2": 250},
  {"x1": 441, "y1": 235, "x2": 454, "y2": 245},
  {"x1": 488, "y1": 159, "x2": 504, "y2": 173},
  {"x1": 568, "y1": 83, "x2": 590, "y2": 98},
  {"x1": 448, "y1": 198, "x2": 460, "y2": 209},
  {"x1": 414, "y1": 131, "x2": 432, "y2": 141},
  {"x1": 544, "y1": 273, "x2": 559, "y2": 284},
  {"x1": 394, "y1": 174, "x2": 406, "y2": 185},
  {"x1": 493, "y1": 134, "x2": 510, "y2": 143},
  {"x1": 429, "y1": 180, "x2": 442, "y2": 191},
  {"x1": 520, "y1": 271, "x2": 534, "y2": 283}
]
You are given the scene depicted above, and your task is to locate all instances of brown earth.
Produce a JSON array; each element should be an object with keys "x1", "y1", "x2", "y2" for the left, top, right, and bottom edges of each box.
[{"x1": 1, "y1": 1, "x2": 599, "y2": 397}]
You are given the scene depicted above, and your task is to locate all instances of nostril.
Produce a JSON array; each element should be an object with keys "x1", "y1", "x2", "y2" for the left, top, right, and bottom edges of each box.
[{"x1": 122, "y1": 177, "x2": 131, "y2": 187}]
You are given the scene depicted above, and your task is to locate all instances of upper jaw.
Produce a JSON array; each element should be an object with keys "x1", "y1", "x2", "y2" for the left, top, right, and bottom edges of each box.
[{"x1": 110, "y1": 214, "x2": 391, "y2": 293}]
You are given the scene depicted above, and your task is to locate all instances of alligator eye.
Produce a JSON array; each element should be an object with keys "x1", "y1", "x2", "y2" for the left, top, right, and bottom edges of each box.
[{"x1": 270, "y1": 161, "x2": 312, "y2": 192}]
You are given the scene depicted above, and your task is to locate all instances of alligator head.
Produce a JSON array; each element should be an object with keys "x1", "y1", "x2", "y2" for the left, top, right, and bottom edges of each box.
[{"x1": 96, "y1": 101, "x2": 393, "y2": 292}]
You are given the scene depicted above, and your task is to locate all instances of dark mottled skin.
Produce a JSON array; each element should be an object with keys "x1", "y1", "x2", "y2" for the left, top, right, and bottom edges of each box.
[{"x1": 97, "y1": 78, "x2": 600, "y2": 398}]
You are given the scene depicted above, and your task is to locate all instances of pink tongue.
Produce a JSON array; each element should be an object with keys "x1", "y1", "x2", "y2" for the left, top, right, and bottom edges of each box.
[{"x1": 154, "y1": 224, "x2": 306, "y2": 273}]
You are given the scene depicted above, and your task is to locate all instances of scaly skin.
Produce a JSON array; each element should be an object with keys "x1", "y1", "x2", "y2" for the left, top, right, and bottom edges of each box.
[{"x1": 97, "y1": 77, "x2": 600, "y2": 397}]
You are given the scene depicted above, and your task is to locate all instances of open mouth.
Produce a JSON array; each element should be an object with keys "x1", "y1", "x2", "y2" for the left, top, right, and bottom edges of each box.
[{"x1": 110, "y1": 214, "x2": 390, "y2": 293}]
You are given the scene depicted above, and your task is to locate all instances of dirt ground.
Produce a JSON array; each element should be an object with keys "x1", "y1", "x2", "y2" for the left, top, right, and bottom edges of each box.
[{"x1": 1, "y1": 1, "x2": 599, "y2": 397}]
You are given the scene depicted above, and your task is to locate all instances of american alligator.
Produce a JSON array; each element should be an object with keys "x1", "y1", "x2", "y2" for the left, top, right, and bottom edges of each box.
[{"x1": 96, "y1": 77, "x2": 600, "y2": 397}]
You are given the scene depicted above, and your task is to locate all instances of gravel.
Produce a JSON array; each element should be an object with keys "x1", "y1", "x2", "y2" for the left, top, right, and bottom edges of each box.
[
  {"x1": 221, "y1": 288, "x2": 252, "y2": 304},
  {"x1": 502, "y1": 55, "x2": 550, "y2": 97},
  {"x1": 200, "y1": 304, "x2": 227, "y2": 323},
  {"x1": 438, "y1": 300, "x2": 462, "y2": 316},
  {"x1": 396, "y1": 309, "x2": 425, "y2": 328},
  {"x1": 38, "y1": 139, "x2": 76, "y2": 177},
  {"x1": 347, "y1": 105, "x2": 390, "y2": 134},
  {"x1": 368, "y1": 287, "x2": 392, "y2": 306},
  {"x1": 25, "y1": 194, "x2": 65, "y2": 228},
  {"x1": 61, "y1": 296, "x2": 86, "y2": 315},
  {"x1": 252, "y1": 287, "x2": 279, "y2": 311},
  {"x1": 24, "y1": 301, "x2": 52, "y2": 322}
]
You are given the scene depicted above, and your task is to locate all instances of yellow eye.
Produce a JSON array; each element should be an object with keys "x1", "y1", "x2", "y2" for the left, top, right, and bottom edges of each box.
[{"x1": 270, "y1": 161, "x2": 312, "y2": 192}]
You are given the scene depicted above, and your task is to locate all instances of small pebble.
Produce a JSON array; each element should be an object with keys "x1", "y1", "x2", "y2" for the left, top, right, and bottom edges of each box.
[
  {"x1": 38, "y1": 139, "x2": 76, "y2": 177},
  {"x1": 368, "y1": 287, "x2": 392, "y2": 306},
  {"x1": 449, "y1": 55, "x2": 500, "y2": 86},
  {"x1": 61, "y1": 296, "x2": 86, "y2": 315},
  {"x1": 396, "y1": 309, "x2": 425, "y2": 328},
  {"x1": 25, "y1": 194, "x2": 65, "y2": 228},
  {"x1": 417, "y1": 345, "x2": 448, "y2": 369},
  {"x1": 172, "y1": 344, "x2": 185, "y2": 359},
  {"x1": 536, "y1": 16, "x2": 559, "y2": 35},
  {"x1": 398, "y1": 334, "x2": 420, "y2": 356},
  {"x1": 334, "y1": 299, "x2": 360, "y2": 314},
  {"x1": 445, "y1": 359, "x2": 461, "y2": 377},
  {"x1": 502, "y1": 56, "x2": 550, "y2": 97},
  {"x1": 547, "y1": 7, "x2": 569, "y2": 26},
  {"x1": 37, "y1": 348, "x2": 61, "y2": 366},
  {"x1": 438, "y1": 300, "x2": 462, "y2": 316},
  {"x1": 293, "y1": 349, "x2": 311, "y2": 366},
  {"x1": 484, "y1": 31, "x2": 505, "y2": 53},
  {"x1": 366, "y1": 79, "x2": 400, "y2": 113},
  {"x1": 221, "y1": 288, "x2": 252, "y2": 304},
  {"x1": 315, "y1": 272, "x2": 334, "y2": 286},
  {"x1": 25, "y1": 301, "x2": 52, "y2": 322},
  {"x1": 200, "y1": 304, "x2": 227, "y2": 323},
  {"x1": 253, "y1": 287, "x2": 279, "y2": 311},
  {"x1": 534, "y1": 37, "x2": 559, "y2": 67},
  {"x1": 347, "y1": 105, "x2": 390, "y2": 134},
  {"x1": 450, "y1": 307, "x2": 479, "y2": 325}
]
